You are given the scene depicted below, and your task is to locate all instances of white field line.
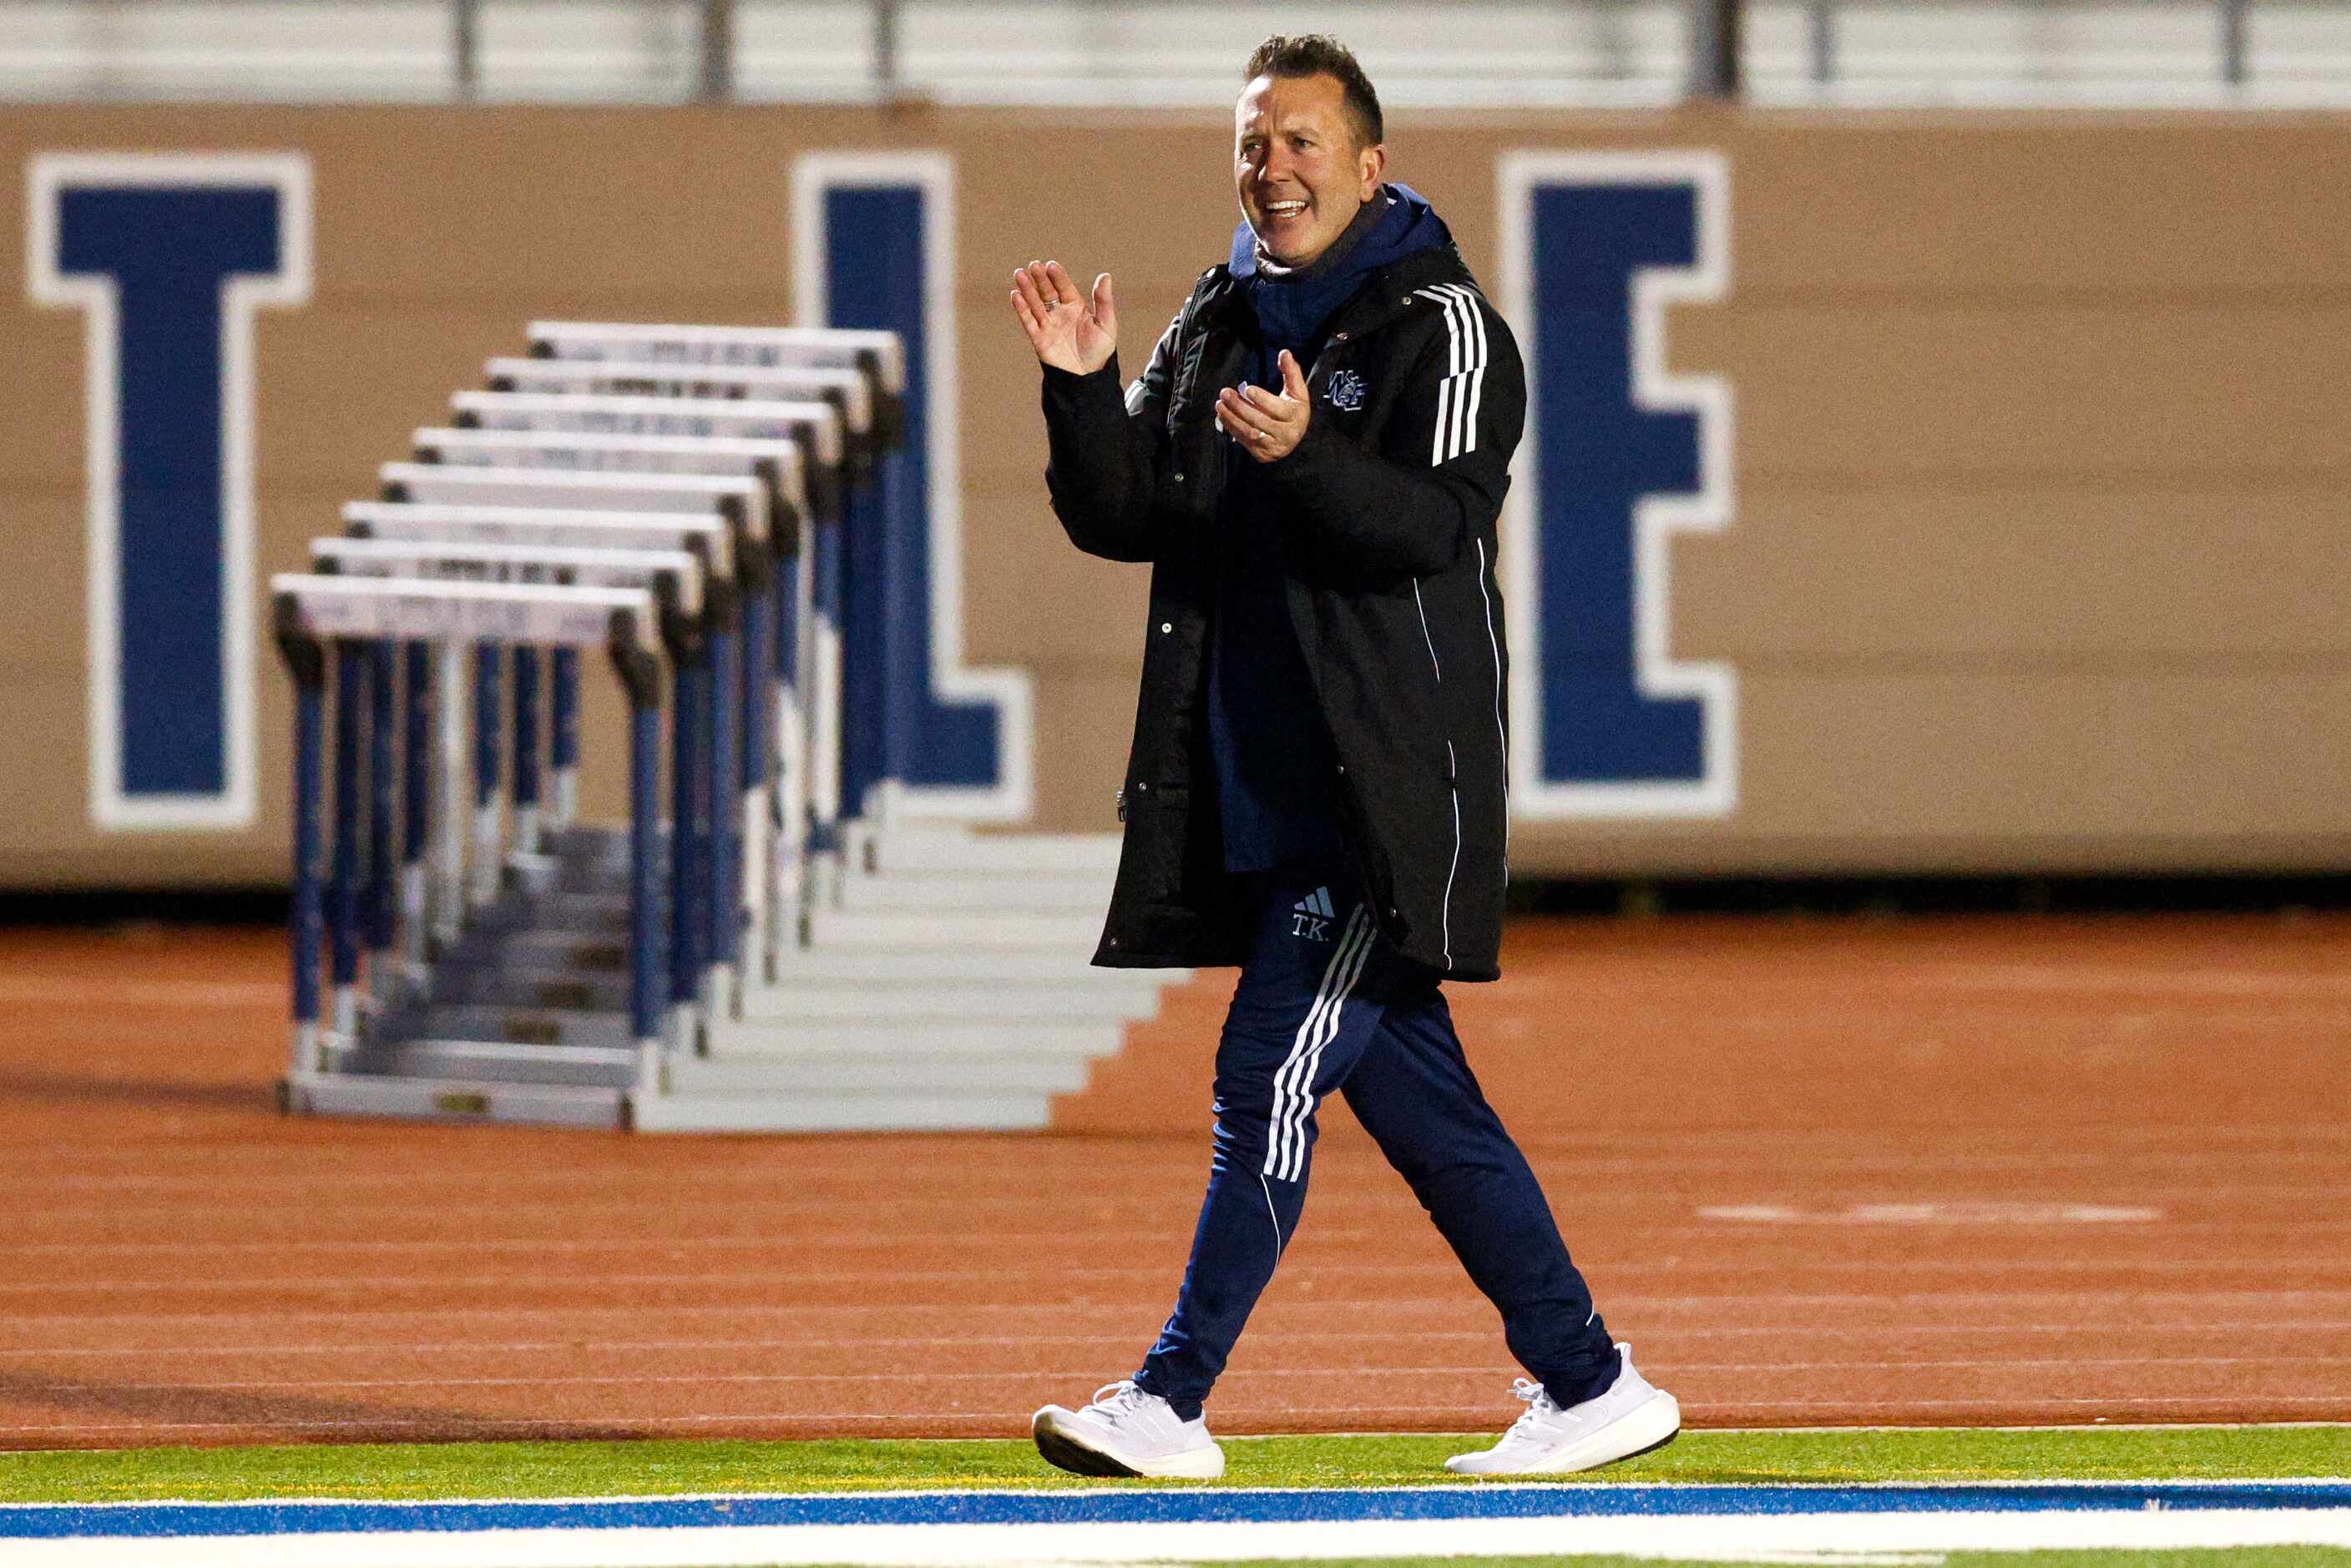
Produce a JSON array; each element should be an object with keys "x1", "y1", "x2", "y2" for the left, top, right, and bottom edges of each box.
[
  {"x1": 4, "y1": 1257, "x2": 2343, "y2": 1297},
  {"x1": 9, "y1": 1353, "x2": 2351, "y2": 1397},
  {"x1": 11, "y1": 1394, "x2": 2351, "y2": 1439},
  {"x1": 8, "y1": 1505, "x2": 2351, "y2": 1565},
  {"x1": 11, "y1": 1319, "x2": 2351, "y2": 1361},
  {"x1": 10, "y1": 1287, "x2": 2351, "y2": 1332}
]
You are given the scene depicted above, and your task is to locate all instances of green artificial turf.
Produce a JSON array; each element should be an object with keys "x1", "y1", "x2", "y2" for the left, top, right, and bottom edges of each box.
[{"x1": 0, "y1": 1424, "x2": 2343, "y2": 1505}]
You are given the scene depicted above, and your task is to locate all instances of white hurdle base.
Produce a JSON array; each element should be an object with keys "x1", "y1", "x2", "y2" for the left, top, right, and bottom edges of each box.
[
  {"x1": 284, "y1": 1070, "x2": 629, "y2": 1130},
  {"x1": 668, "y1": 825, "x2": 1186, "y2": 1133},
  {"x1": 628, "y1": 1085, "x2": 1064, "y2": 1134}
]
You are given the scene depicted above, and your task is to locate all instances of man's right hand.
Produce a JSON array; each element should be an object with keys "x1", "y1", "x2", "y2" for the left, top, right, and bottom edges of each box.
[{"x1": 1012, "y1": 260, "x2": 1116, "y2": 376}]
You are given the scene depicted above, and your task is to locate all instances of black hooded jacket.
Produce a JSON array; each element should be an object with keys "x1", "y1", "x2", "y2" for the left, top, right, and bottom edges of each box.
[{"x1": 1041, "y1": 188, "x2": 1524, "y2": 981}]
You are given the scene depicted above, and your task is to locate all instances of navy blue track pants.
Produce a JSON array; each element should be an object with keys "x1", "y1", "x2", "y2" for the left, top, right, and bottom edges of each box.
[{"x1": 1132, "y1": 873, "x2": 1620, "y2": 1421}]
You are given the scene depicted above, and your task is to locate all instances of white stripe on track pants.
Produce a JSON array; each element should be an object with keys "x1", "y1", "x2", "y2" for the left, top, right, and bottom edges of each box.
[{"x1": 1131, "y1": 871, "x2": 1619, "y2": 1420}]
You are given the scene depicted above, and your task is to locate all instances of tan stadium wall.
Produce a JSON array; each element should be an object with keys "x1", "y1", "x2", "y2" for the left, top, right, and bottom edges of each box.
[{"x1": 1, "y1": 104, "x2": 2346, "y2": 889}]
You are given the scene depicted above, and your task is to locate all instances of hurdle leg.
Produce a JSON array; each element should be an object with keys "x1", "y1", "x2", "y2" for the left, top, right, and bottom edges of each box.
[
  {"x1": 281, "y1": 625, "x2": 326, "y2": 1083},
  {"x1": 328, "y1": 640, "x2": 367, "y2": 1042},
  {"x1": 431, "y1": 640, "x2": 467, "y2": 953},
  {"x1": 512, "y1": 644, "x2": 544, "y2": 858},
  {"x1": 841, "y1": 482, "x2": 886, "y2": 823},
  {"x1": 773, "y1": 697, "x2": 807, "y2": 953},
  {"x1": 740, "y1": 587, "x2": 773, "y2": 994},
  {"x1": 807, "y1": 516, "x2": 845, "y2": 911},
  {"x1": 549, "y1": 646, "x2": 580, "y2": 832},
  {"x1": 468, "y1": 641, "x2": 503, "y2": 910},
  {"x1": 365, "y1": 639, "x2": 398, "y2": 1003},
  {"x1": 400, "y1": 640, "x2": 432, "y2": 969},
  {"x1": 704, "y1": 624, "x2": 739, "y2": 1021},
  {"x1": 609, "y1": 632, "x2": 666, "y2": 1097},
  {"x1": 877, "y1": 451, "x2": 919, "y2": 792},
  {"x1": 668, "y1": 655, "x2": 709, "y2": 1054},
  {"x1": 772, "y1": 545, "x2": 811, "y2": 959}
]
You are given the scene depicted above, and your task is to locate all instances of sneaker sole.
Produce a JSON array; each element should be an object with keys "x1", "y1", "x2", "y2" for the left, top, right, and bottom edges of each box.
[
  {"x1": 1447, "y1": 1391, "x2": 1683, "y2": 1478},
  {"x1": 1523, "y1": 1390, "x2": 1682, "y2": 1476},
  {"x1": 1030, "y1": 1409, "x2": 1226, "y2": 1480}
]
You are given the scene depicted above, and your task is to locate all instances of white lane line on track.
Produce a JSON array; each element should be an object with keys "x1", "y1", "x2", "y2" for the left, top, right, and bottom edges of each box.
[
  {"x1": 8, "y1": 1507, "x2": 2351, "y2": 1564},
  {"x1": 6, "y1": 1354, "x2": 2349, "y2": 1396},
  {"x1": 4, "y1": 1353, "x2": 2351, "y2": 1401},
  {"x1": 18, "y1": 1217, "x2": 2351, "y2": 1257},
  {"x1": 0, "y1": 978, "x2": 281, "y2": 1007},
  {"x1": 8, "y1": 1198, "x2": 2346, "y2": 1234},
  {"x1": 13, "y1": 1320, "x2": 2351, "y2": 1360},
  {"x1": 12, "y1": 1393, "x2": 2351, "y2": 1438},
  {"x1": 7, "y1": 1121, "x2": 2338, "y2": 1170},
  {"x1": 12, "y1": 1141, "x2": 2348, "y2": 1173},
  {"x1": 6, "y1": 1164, "x2": 2343, "y2": 1195},
  {"x1": 11, "y1": 1287, "x2": 2351, "y2": 1331},
  {"x1": 6, "y1": 1257, "x2": 2344, "y2": 1296}
]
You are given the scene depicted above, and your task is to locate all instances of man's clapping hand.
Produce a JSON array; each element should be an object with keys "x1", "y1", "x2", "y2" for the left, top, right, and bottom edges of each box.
[
  {"x1": 1216, "y1": 349, "x2": 1311, "y2": 463},
  {"x1": 1011, "y1": 260, "x2": 1117, "y2": 376}
]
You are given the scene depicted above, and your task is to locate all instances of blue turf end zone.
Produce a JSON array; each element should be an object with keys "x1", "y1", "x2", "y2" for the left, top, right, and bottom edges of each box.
[{"x1": 5, "y1": 1481, "x2": 2350, "y2": 1540}]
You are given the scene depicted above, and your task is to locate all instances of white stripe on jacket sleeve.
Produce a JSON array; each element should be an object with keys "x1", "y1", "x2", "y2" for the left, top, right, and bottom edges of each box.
[{"x1": 1417, "y1": 285, "x2": 1490, "y2": 466}]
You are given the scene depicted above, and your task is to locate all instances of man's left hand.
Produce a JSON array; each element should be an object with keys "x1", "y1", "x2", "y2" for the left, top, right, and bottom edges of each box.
[{"x1": 1216, "y1": 349, "x2": 1311, "y2": 463}]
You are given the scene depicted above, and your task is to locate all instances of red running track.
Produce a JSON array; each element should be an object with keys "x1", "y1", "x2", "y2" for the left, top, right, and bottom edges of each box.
[{"x1": 0, "y1": 914, "x2": 2345, "y2": 1449}]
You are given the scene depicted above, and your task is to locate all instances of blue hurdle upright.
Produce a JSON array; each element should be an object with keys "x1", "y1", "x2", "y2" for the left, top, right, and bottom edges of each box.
[{"x1": 275, "y1": 573, "x2": 680, "y2": 1125}]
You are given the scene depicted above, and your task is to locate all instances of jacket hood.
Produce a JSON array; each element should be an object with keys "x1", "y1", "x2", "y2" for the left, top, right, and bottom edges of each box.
[{"x1": 1226, "y1": 182, "x2": 1452, "y2": 283}]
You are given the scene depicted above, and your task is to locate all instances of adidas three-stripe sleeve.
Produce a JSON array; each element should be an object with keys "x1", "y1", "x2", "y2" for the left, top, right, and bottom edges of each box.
[{"x1": 1266, "y1": 287, "x2": 1524, "y2": 581}]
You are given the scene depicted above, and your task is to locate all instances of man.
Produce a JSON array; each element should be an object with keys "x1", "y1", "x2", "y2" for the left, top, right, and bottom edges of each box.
[{"x1": 1009, "y1": 34, "x2": 1678, "y2": 1480}]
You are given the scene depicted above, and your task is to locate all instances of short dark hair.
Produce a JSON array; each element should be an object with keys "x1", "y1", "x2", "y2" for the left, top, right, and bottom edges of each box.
[{"x1": 1244, "y1": 34, "x2": 1384, "y2": 151}]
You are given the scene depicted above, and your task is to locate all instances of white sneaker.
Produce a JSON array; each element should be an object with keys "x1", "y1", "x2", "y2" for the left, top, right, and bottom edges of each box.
[
  {"x1": 1444, "y1": 1343, "x2": 1681, "y2": 1476},
  {"x1": 1032, "y1": 1380, "x2": 1226, "y2": 1479}
]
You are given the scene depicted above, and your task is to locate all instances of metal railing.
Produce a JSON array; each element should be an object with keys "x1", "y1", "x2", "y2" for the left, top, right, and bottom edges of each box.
[{"x1": 0, "y1": 1, "x2": 2343, "y2": 107}]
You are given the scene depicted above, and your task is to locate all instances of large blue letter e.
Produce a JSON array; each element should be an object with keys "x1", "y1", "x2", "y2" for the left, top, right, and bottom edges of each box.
[{"x1": 1499, "y1": 151, "x2": 1736, "y2": 820}]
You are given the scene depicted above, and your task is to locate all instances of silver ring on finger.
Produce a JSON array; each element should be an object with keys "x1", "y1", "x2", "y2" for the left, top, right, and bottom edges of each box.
[{"x1": 1253, "y1": 427, "x2": 1269, "y2": 442}]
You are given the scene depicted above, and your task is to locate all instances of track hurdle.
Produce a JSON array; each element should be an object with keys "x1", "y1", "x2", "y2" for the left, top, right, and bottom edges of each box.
[
  {"x1": 275, "y1": 320, "x2": 1185, "y2": 1134},
  {"x1": 375, "y1": 463, "x2": 779, "y2": 875},
  {"x1": 405, "y1": 428, "x2": 817, "y2": 988},
  {"x1": 445, "y1": 392, "x2": 849, "y2": 979},
  {"x1": 513, "y1": 326, "x2": 912, "y2": 837},
  {"x1": 523, "y1": 320, "x2": 905, "y2": 444},
  {"x1": 337, "y1": 501, "x2": 741, "y2": 1047},
  {"x1": 275, "y1": 573, "x2": 675, "y2": 1128}
]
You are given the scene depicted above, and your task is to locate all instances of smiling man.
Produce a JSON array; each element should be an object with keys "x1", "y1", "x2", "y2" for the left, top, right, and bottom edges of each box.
[{"x1": 1009, "y1": 34, "x2": 1679, "y2": 1481}]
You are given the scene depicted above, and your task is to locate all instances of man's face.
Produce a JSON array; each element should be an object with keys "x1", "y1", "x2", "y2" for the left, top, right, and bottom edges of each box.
[{"x1": 1234, "y1": 71, "x2": 1385, "y2": 269}]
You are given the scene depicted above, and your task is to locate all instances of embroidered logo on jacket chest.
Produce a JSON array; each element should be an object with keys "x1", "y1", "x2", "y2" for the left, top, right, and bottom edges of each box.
[{"x1": 1323, "y1": 368, "x2": 1368, "y2": 412}]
